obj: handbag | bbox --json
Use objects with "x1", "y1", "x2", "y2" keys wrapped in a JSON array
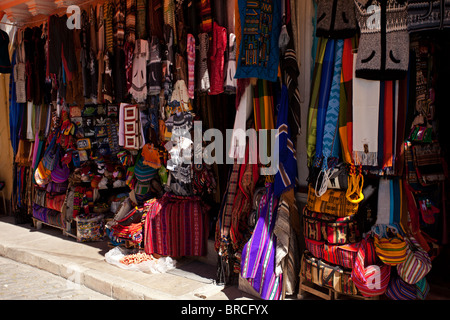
[
  {"x1": 301, "y1": 250, "x2": 359, "y2": 296},
  {"x1": 373, "y1": 225, "x2": 408, "y2": 266},
  {"x1": 42, "y1": 134, "x2": 59, "y2": 171},
  {"x1": 351, "y1": 236, "x2": 391, "y2": 297},
  {"x1": 306, "y1": 185, "x2": 359, "y2": 217},
  {"x1": 415, "y1": 278, "x2": 430, "y2": 300},
  {"x1": 303, "y1": 208, "x2": 359, "y2": 245},
  {"x1": 412, "y1": 141, "x2": 447, "y2": 187},
  {"x1": 46, "y1": 193, "x2": 66, "y2": 212},
  {"x1": 304, "y1": 238, "x2": 361, "y2": 269},
  {"x1": 397, "y1": 236, "x2": 432, "y2": 284},
  {"x1": 385, "y1": 274, "x2": 417, "y2": 300}
]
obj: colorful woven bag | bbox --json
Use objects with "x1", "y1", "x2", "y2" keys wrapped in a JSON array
[
  {"x1": 397, "y1": 236, "x2": 432, "y2": 284},
  {"x1": 415, "y1": 277, "x2": 430, "y2": 300},
  {"x1": 385, "y1": 274, "x2": 417, "y2": 300},
  {"x1": 351, "y1": 236, "x2": 391, "y2": 297},
  {"x1": 373, "y1": 225, "x2": 408, "y2": 266},
  {"x1": 306, "y1": 184, "x2": 358, "y2": 217}
]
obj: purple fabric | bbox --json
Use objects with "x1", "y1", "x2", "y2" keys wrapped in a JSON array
[{"x1": 240, "y1": 183, "x2": 282, "y2": 300}]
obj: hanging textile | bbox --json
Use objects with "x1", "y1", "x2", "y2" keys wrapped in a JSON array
[
  {"x1": 352, "y1": 53, "x2": 380, "y2": 166},
  {"x1": 144, "y1": 194, "x2": 207, "y2": 257},
  {"x1": 241, "y1": 183, "x2": 282, "y2": 300},
  {"x1": 235, "y1": 0, "x2": 282, "y2": 82},
  {"x1": 321, "y1": 39, "x2": 344, "y2": 171},
  {"x1": 314, "y1": 38, "x2": 335, "y2": 167},
  {"x1": 307, "y1": 37, "x2": 328, "y2": 166},
  {"x1": 274, "y1": 85, "x2": 297, "y2": 196}
]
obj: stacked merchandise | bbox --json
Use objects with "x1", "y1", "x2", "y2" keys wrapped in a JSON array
[{"x1": 303, "y1": 0, "x2": 448, "y2": 300}]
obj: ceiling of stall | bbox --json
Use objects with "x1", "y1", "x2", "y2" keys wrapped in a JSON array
[{"x1": 0, "y1": 0, "x2": 96, "y2": 26}]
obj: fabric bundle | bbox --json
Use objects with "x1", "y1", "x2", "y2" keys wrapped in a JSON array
[{"x1": 144, "y1": 194, "x2": 207, "y2": 257}]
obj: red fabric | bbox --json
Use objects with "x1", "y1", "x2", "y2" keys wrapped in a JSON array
[
  {"x1": 144, "y1": 195, "x2": 208, "y2": 257},
  {"x1": 383, "y1": 80, "x2": 394, "y2": 168},
  {"x1": 208, "y1": 22, "x2": 227, "y2": 95}
]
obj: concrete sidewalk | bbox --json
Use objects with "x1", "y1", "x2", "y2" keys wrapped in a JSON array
[{"x1": 0, "y1": 215, "x2": 254, "y2": 300}]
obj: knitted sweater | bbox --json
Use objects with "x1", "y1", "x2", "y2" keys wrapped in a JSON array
[
  {"x1": 407, "y1": 0, "x2": 450, "y2": 32},
  {"x1": 316, "y1": 0, "x2": 358, "y2": 39},
  {"x1": 354, "y1": 0, "x2": 409, "y2": 80}
]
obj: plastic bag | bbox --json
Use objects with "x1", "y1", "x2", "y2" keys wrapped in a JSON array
[{"x1": 104, "y1": 246, "x2": 176, "y2": 273}]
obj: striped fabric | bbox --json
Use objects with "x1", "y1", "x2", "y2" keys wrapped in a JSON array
[
  {"x1": 143, "y1": 194, "x2": 207, "y2": 257},
  {"x1": 114, "y1": 0, "x2": 125, "y2": 48},
  {"x1": 199, "y1": 0, "x2": 213, "y2": 33},
  {"x1": 385, "y1": 275, "x2": 417, "y2": 300},
  {"x1": 215, "y1": 163, "x2": 240, "y2": 251},
  {"x1": 187, "y1": 34, "x2": 196, "y2": 99},
  {"x1": 307, "y1": 37, "x2": 328, "y2": 166},
  {"x1": 126, "y1": 0, "x2": 136, "y2": 44},
  {"x1": 306, "y1": 184, "x2": 359, "y2": 217},
  {"x1": 415, "y1": 277, "x2": 430, "y2": 300},
  {"x1": 304, "y1": 238, "x2": 360, "y2": 269},
  {"x1": 314, "y1": 38, "x2": 335, "y2": 168},
  {"x1": 321, "y1": 39, "x2": 344, "y2": 171},
  {"x1": 397, "y1": 236, "x2": 432, "y2": 284},
  {"x1": 374, "y1": 233, "x2": 408, "y2": 266},
  {"x1": 241, "y1": 183, "x2": 282, "y2": 300},
  {"x1": 351, "y1": 236, "x2": 391, "y2": 297},
  {"x1": 104, "y1": 1, "x2": 114, "y2": 54}
]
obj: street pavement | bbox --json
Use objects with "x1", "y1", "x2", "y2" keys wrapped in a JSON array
[{"x1": 0, "y1": 256, "x2": 112, "y2": 300}]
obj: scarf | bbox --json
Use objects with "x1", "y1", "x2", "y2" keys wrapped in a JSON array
[
  {"x1": 352, "y1": 52, "x2": 379, "y2": 166},
  {"x1": 338, "y1": 37, "x2": 356, "y2": 164},
  {"x1": 274, "y1": 85, "x2": 297, "y2": 196},
  {"x1": 321, "y1": 39, "x2": 344, "y2": 171},
  {"x1": 306, "y1": 37, "x2": 328, "y2": 166},
  {"x1": 314, "y1": 38, "x2": 335, "y2": 168}
]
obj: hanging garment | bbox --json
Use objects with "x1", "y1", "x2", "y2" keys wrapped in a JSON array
[
  {"x1": 126, "y1": 0, "x2": 136, "y2": 44},
  {"x1": 229, "y1": 82, "x2": 254, "y2": 161},
  {"x1": 314, "y1": 39, "x2": 335, "y2": 167},
  {"x1": 199, "y1": 0, "x2": 213, "y2": 33},
  {"x1": 164, "y1": 0, "x2": 177, "y2": 44},
  {"x1": 113, "y1": 0, "x2": 126, "y2": 48},
  {"x1": 224, "y1": 33, "x2": 237, "y2": 94},
  {"x1": 129, "y1": 39, "x2": 149, "y2": 102},
  {"x1": 320, "y1": 39, "x2": 344, "y2": 174},
  {"x1": 274, "y1": 85, "x2": 297, "y2": 197},
  {"x1": 187, "y1": 34, "x2": 196, "y2": 99},
  {"x1": 235, "y1": 0, "x2": 282, "y2": 82},
  {"x1": 307, "y1": 37, "x2": 328, "y2": 166},
  {"x1": 148, "y1": 0, "x2": 165, "y2": 40},
  {"x1": 352, "y1": 53, "x2": 380, "y2": 166},
  {"x1": 148, "y1": 36, "x2": 162, "y2": 95},
  {"x1": 280, "y1": 24, "x2": 301, "y2": 138},
  {"x1": 338, "y1": 37, "x2": 356, "y2": 165},
  {"x1": 354, "y1": 0, "x2": 409, "y2": 80},
  {"x1": 14, "y1": 30, "x2": 26, "y2": 103},
  {"x1": 209, "y1": 22, "x2": 227, "y2": 95},
  {"x1": 241, "y1": 183, "x2": 283, "y2": 300},
  {"x1": 197, "y1": 33, "x2": 210, "y2": 93},
  {"x1": 315, "y1": 0, "x2": 358, "y2": 39},
  {"x1": 0, "y1": 29, "x2": 11, "y2": 73},
  {"x1": 144, "y1": 194, "x2": 207, "y2": 257}
]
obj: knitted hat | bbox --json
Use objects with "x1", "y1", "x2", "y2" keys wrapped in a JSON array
[
  {"x1": 134, "y1": 157, "x2": 158, "y2": 182},
  {"x1": 51, "y1": 161, "x2": 70, "y2": 184},
  {"x1": 316, "y1": 0, "x2": 358, "y2": 39}
]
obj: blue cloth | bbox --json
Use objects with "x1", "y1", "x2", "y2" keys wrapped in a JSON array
[
  {"x1": 274, "y1": 85, "x2": 297, "y2": 196},
  {"x1": 235, "y1": 0, "x2": 282, "y2": 82},
  {"x1": 314, "y1": 39, "x2": 335, "y2": 167},
  {"x1": 321, "y1": 39, "x2": 343, "y2": 171},
  {"x1": 9, "y1": 51, "x2": 23, "y2": 157}
]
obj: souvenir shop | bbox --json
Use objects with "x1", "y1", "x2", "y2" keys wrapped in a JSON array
[{"x1": 0, "y1": 0, "x2": 449, "y2": 301}]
